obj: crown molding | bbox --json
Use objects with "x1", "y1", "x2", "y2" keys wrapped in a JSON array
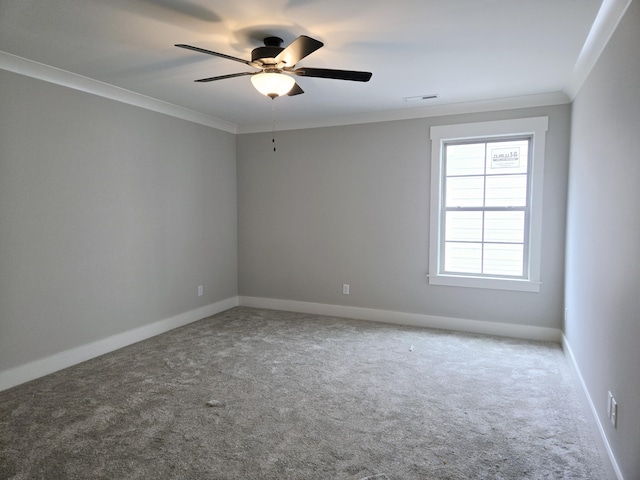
[
  {"x1": 565, "y1": 0, "x2": 633, "y2": 100},
  {"x1": 236, "y1": 91, "x2": 570, "y2": 134},
  {"x1": 0, "y1": 51, "x2": 238, "y2": 134}
]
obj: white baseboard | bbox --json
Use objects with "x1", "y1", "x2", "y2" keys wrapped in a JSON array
[
  {"x1": 238, "y1": 296, "x2": 562, "y2": 342},
  {"x1": 562, "y1": 335, "x2": 623, "y2": 480},
  {"x1": 0, "y1": 297, "x2": 239, "y2": 392},
  {"x1": 0, "y1": 296, "x2": 562, "y2": 392}
]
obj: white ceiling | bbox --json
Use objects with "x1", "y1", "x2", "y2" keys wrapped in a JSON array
[{"x1": 0, "y1": 0, "x2": 624, "y2": 133}]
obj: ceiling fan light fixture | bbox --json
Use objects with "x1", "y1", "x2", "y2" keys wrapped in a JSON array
[{"x1": 251, "y1": 72, "x2": 295, "y2": 98}]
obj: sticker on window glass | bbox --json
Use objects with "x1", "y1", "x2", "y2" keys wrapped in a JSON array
[{"x1": 491, "y1": 147, "x2": 520, "y2": 168}]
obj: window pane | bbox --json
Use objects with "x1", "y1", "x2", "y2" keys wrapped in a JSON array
[
  {"x1": 485, "y1": 175, "x2": 527, "y2": 207},
  {"x1": 444, "y1": 242, "x2": 482, "y2": 273},
  {"x1": 445, "y1": 176, "x2": 484, "y2": 207},
  {"x1": 484, "y1": 211, "x2": 525, "y2": 243},
  {"x1": 445, "y1": 211, "x2": 482, "y2": 242},
  {"x1": 483, "y1": 244, "x2": 524, "y2": 276},
  {"x1": 446, "y1": 143, "x2": 485, "y2": 176},
  {"x1": 486, "y1": 140, "x2": 529, "y2": 175}
]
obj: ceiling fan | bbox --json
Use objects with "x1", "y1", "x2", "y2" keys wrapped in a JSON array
[{"x1": 175, "y1": 35, "x2": 372, "y2": 99}]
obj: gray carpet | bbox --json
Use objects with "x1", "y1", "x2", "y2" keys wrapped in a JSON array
[{"x1": 0, "y1": 307, "x2": 608, "y2": 479}]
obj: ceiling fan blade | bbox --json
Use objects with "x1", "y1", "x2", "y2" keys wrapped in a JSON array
[
  {"x1": 195, "y1": 72, "x2": 255, "y2": 82},
  {"x1": 291, "y1": 67, "x2": 372, "y2": 82},
  {"x1": 176, "y1": 44, "x2": 252, "y2": 66},
  {"x1": 287, "y1": 83, "x2": 305, "y2": 96},
  {"x1": 275, "y1": 35, "x2": 323, "y2": 67}
]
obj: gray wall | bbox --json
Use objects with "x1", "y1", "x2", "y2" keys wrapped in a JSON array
[
  {"x1": 565, "y1": 1, "x2": 640, "y2": 477},
  {"x1": 237, "y1": 105, "x2": 570, "y2": 329},
  {"x1": 0, "y1": 70, "x2": 238, "y2": 371}
]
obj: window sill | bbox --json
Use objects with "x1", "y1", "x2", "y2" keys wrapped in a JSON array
[{"x1": 427, "y1": 273, "x2": 541, "y2": 292}]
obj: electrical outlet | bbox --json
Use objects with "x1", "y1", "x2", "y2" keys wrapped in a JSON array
[
  {"x1": 198, "y1": 285, "x2": 203, "y2": 297},
  {"x1": 607, "y1": 391, "x2": 618, "y2": 428},
  {"x1": 342, "y1": 284, "x2": 350, "y2": 295},
  {"x1": 610, "y1": 396, "x2": 618, "y2": 427}
]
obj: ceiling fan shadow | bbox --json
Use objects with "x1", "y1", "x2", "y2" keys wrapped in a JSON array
[
  {"x1": 117, "y1": 0, "x2": 221, "y2": 26},
  {"x1": 113, "y1": 56, "x2": 213, "y2": 81},
  {"x1": 141, "y1": 0, "x2": 220, "y2": 22}
]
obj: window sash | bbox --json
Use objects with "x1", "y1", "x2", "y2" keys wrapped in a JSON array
[
  {"x1": 441, "y1": 207, "x2": 530, "y2": 278},
  {"x1": 439, "y1": 137, "x2": 532, "y2": 279}
]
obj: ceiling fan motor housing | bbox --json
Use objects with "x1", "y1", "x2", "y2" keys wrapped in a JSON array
[{"x1": 251, "y1": 37, "x2": 285, "y2": 65}]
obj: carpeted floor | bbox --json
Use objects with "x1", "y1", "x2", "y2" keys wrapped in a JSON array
[{"x1": 0, "y1": 307, "x2": 609, "y2": 479}]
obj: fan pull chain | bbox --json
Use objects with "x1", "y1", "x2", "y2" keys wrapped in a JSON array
[{"x1": 271, "y1": 98, "x2": 277, "y2": 152}]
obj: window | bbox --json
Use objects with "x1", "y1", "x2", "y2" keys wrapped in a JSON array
[{"x1": 429, "y1": 117, "x2": 548, "y2": 292}]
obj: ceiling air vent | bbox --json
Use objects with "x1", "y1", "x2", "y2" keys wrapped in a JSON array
[{"x1": 403, "y1": 94, "x2": 439, "y2": 102}]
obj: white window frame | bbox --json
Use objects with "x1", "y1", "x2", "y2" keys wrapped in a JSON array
[{"x1": 429, "y1": 117, "x2": 548, "y2": 292}]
